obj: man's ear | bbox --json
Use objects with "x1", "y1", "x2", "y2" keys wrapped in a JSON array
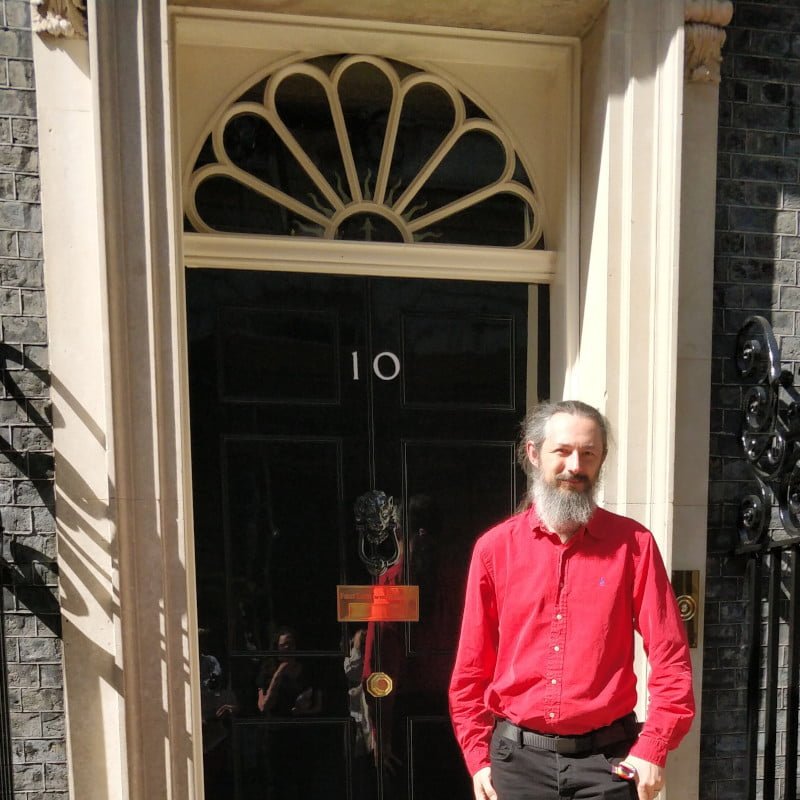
[{"x1": 525, "y1": 440, "x2": 539, "y2": 468}]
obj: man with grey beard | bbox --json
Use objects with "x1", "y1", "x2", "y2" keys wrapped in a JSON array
[{"x1": 449, "y1": 400, "x2": 694, "y2": 800}]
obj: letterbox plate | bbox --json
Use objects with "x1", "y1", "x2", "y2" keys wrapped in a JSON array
[{"x1": 336, "y1": 584, "x2": 419, "y2": 622}]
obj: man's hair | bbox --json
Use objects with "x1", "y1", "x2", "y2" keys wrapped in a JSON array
[{"x1": 517, "y1": 400, "x2": 610, "y2": 475}]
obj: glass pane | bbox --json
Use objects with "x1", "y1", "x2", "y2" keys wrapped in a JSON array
[
  {"x1": 274, "y1": 72, "x2": 349, "y2": 201},
  {"x1": 388, "y1": 82, "x2": 456, "y2": 204},
  {"x1": 407, "y1": 129, "x2": 507, "y2": 219},
  {"x1": 414, "y1": 192, "x2": 536, "y2": 247},
  {"x1": 223, "y1": 113, "x2": 330, "y2": 212},
  {"x1": 338, "y1": 61, "x2": 394, "y2": 198},
  {"x1": 194, "y1": 175, "x2": 325, "y2": 237}
]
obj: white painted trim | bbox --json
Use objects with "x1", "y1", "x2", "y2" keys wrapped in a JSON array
[
  {"x1": 577, "y1": 5, "x2": 699, "y2": 795},
  {"x1": 559, "y1": 39, "x2": 583, "y2": 398},
  {"x1": 182, "y1": 233, "x2": 556, "y2": 283},
  {"x1": 170, "y1": 5, "x2": 580, "y2": 52},
  {"x1": 34, "y1": 31, "x2": 125, "y2": 800}
]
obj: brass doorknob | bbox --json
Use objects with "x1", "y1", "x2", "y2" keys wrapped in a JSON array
[{"x1": 365, "y1": 672, "x2": 393, "y2": 698}]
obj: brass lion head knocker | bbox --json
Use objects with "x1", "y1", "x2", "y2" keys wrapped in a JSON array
[{"x1": 354, "y1": 490, "x2": 401, "y2": 576}]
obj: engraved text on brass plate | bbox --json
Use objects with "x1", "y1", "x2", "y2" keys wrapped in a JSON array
[{"x1": 336, "y1": 584, "x2": 420, "y2": 622}]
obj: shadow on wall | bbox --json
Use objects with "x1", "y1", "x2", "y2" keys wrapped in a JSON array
[
  {"x1": 0, "y1": 336, "x2": 190, "y2": 797},
  {"x1": 0, "y1": 339, "x2": 59, "y2": 631},
  {"x1": 43, "y1": 349, "x2": 193, "y2": 796},
  {"x1": 0, "y1": 339, "x2": 59, "y2": 793}
]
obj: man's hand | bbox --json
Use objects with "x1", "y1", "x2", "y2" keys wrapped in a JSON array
[
  {"x1": 472, "y1": 766, "x2": 496, "y2": 800},
  {"x1": 621, "y1": 755, "x2": 664, "y2": 800}
]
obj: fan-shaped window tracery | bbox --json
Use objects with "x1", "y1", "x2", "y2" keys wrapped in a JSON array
[{"x1": 185, "y1": 55, "x2": 544, "y2": 249}]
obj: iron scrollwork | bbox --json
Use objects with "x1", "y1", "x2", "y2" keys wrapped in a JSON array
[{"x1": 735, "y1": 316, "x2": 800, "y2": 548}]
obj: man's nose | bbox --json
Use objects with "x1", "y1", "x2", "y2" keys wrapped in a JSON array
[{"x1": 565, "y1": 451, "x2": 581, "y2": 471}]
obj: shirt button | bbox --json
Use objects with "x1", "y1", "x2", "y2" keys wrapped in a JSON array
[
  {"x1": 554, "y1": 646, "x2": 560, "y2": 652},
  {"x1": 551, "y1": 678, "x2": 557, "y2": 684},
  {"x1": 556, "y1": 614, "x2": 563, "y2": 620},
  {"x1": 549, "y1": 712, "x2": 555, "y2": 719}
]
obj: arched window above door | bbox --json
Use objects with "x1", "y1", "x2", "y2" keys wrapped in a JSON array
[{"x1": 184, "y1": 54, "x2": 545, "y2": 249}]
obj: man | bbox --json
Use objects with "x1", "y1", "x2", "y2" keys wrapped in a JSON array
[{"x1": 449, "y1": 400, "x2": 694, "y2": 800}]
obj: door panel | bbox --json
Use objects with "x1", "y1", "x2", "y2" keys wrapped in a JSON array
[
  {"x1": 232, "y1": 720, "x2": 350, "y2": 799},
  {"x1": 188, "y1": 268, "x2": 531, "y2": 799},
  {"x1": 400, "y1": 313, "x2": 517, "y2": 407},
  {"x1": 224, "y1": 437, "x2": 345, "y2": 653},
  {"x1": 408, "y1": 719, "x2": 472, "y2": 799},
  {"x1": 219, "y1": 306, "x2": 342, "y2": 404}
]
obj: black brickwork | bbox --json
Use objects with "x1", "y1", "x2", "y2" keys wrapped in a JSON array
[
  {"x1": 0, "y1": 1, "x2": 66, "y2": 798},
  {"x1": 706, "y1": 3, "x2": 800, "y2": 799}
]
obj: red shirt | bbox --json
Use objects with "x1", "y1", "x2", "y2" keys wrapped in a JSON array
[{"x1": 448, "y1": 505, "x2": 695, "y2": 774}]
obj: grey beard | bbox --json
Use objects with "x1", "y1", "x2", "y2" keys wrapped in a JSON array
[{"x1": 531, "y1": 471, "x2": 597, "y2": 534}]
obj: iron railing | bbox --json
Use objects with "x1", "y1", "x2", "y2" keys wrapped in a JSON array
[{"x1": 736, "y1": 316, "x2": 800, "y2": 800}]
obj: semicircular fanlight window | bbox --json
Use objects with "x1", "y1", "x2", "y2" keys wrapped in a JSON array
[{"x1": 186, "y1": 55, "x2": 544, "y2": 249}]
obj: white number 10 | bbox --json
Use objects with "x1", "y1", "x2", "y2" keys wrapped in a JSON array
[{"x1": 351, "y1": 351, "x2": 401, "y2": 381}]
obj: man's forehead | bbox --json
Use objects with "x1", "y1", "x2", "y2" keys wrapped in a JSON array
[{"x1": 543, "y1": 412, "x2": 602, "y2": 444}]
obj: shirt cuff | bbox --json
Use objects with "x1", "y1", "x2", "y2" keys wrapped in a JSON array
[
  {"x1": 465, "y1": 751, "x2": 491, "y2": 776},
  {"x1": 628, "y1": 733, "x2": 669, "y2": 768}
]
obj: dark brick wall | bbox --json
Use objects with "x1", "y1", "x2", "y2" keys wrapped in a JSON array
[
  {"x1": 704, "y1": 3, "x2": 800, "y2": 799},
  {"x1": 0, "y1": 1, "x2": 66, "y2": 797}
]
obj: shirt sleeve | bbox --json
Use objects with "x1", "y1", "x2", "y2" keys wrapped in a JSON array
[
  {"x1": 629, "y1": 530, "x2": 696, "y2": 767},
  {"x1": 448, "y1": 541, "x2": 499, "y2": 776}
]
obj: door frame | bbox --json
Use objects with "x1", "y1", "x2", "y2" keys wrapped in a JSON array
[
  {"x1": 176, "y1": 13, "x2": 580, "y2": 789},
  {"x1": 33, "y1": 2, "x2": 705, "y2": 799}
]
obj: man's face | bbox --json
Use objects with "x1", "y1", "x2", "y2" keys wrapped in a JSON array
[
  {"x1": 526, "y1": 412, "x2": 605, "y2": 492},
  {"x1": 277, "y1": 632, "x2": 296, "y2": 661}
]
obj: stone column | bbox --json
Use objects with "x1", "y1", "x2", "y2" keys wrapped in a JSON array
[{"x1": 671, "y1": 1, "x2": 732, "y2": 798}]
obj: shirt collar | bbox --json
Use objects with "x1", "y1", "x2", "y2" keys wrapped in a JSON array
[{"x1": 527, "y1": 504, "x2": 604, "y2": 541}]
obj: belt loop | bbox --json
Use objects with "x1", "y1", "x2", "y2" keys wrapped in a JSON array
[
  {"x1": 623, "y1": 714, "x2": 640, "y2": 739},
  {"x1": 496, "y1": 719, "x2": 523, "y2": 746},
  {"x1": 512, "y1": 723, "x2": 523, "y2": 746}
]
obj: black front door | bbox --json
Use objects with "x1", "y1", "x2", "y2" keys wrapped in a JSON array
[{"x1": 187, "y1": 268, "x2": 532, "y2": 799}]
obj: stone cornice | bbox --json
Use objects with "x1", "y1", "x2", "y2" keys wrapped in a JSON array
[
  {"x1": 684, "y1": 0, "x2": 733, "y2": 83},
  {"x1": 31, "y1": 0, "x2": 87, "y2": 39}
]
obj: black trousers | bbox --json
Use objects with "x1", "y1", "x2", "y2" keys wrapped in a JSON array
[{"x1": 489, "y1": 727, "x2": 638, "y2": 800}]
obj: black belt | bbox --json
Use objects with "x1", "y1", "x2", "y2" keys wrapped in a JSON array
[{"x1": 495, "y1": 714, "x2": 641, "y2": 755}]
